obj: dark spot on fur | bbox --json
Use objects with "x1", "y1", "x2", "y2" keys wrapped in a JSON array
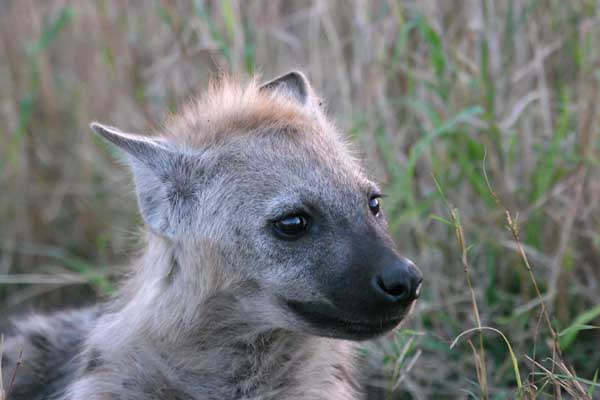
[
  {"x1": 332, "y1": 363, "x2": 345, "y2": 381},
  {"x1": 280, "y1": 353, "x2": 292, "y2": 364},
  {"x1": 143, "y1": 192, "x2": 155, "y2": 207},
  {"x1": 167, "y1": 182, "x2": 194, "y2": 202},
  {"x1": 165, "y1": 257, "x2": 180, "y2": 285},
  {"x1": 29, "y1": 333, "x2": 51, "y2": 351},
  {"x1": 122, "y1": 378, "x2": 135, "y2": 389},
  {"x1": 84, "y1": 348, "x2": 103, "y2": 373}
]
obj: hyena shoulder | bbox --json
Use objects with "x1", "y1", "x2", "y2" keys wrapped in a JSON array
[{"x1": 1, "y1": 307, "x2": 101, "y2": 400}]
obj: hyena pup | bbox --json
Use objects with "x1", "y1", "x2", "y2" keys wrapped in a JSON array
[{"x1": 1, "y1": 71, "x2": 423, "y2": 400}]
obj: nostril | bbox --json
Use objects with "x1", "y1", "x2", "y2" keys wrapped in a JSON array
[{"x1": 375, "y1": 275, "x2": 410, "y2": 301}]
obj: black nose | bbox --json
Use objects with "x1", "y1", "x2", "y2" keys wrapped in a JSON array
[{"x1": 373, "y1": 258, "x2": 423, "y2": 303}]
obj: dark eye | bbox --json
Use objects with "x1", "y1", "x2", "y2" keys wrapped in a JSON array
[
  {"x1": 368, "y1": 196, "x2": 381, "y2": 216},
  {"x1": 273, "y1": 214, "x2": 309, "y2": 240}
]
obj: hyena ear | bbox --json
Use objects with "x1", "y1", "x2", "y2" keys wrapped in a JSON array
[
  {"x1": 91, "y1": 122, "x2": 196, "y2": 240},
  {"x1": 260, "y1": 71, "x2": 313, "y2": 106},
  {"x1": 91, "y1": 122, "x2": 169, "y2": 167}
]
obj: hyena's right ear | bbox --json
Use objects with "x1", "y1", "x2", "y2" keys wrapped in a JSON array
[{"x1": 91, "y1": 122, "x2": 196, "y2": 240}]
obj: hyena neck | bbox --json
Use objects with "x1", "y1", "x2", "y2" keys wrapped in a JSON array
[{"x1": 83, "y1": 237, "x2": 363, "y2": 399}]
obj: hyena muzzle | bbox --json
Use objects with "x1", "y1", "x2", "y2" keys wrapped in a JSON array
[{"x1": 1, "y1": 71, "x2": 422, "y2": 400}]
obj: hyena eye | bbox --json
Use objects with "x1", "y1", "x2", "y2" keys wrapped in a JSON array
[
  {"x1": 368, "y1": 196, "x2": 381, "y2": 216},
  {"x1": 273, "y1": 214, "x2": 309, "y2": 240}
]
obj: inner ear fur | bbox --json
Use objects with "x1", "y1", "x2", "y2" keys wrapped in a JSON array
[
  {"x1": 260, "y1": 71, "x2": 313, "y2": 106},
  {"x1": 91, "y1": 122, "x2": 196, "y2": 240}
]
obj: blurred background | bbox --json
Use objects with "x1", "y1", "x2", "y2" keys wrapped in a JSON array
[{"x1": 0, "y1": 1, "x2": 599, "y2": 398}]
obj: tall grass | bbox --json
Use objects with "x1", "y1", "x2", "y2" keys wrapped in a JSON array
[{"x1": 0, "y1": 1, "x2": 599, "y2": 398}]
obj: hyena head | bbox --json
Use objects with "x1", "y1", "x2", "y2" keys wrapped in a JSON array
[{"x1": 92, "y1": 72, "x2": 422, "y2": 341}]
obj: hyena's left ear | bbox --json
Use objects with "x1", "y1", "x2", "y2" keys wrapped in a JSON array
[
  {"x1": 260, "y1": 71, "x2": 315, "y2": 106},
  {"x1": 91, "y1": 122, "x2": 197, "y2": 240}
]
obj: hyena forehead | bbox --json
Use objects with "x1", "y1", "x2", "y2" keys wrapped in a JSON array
[
  {"x1": 166, "y1": 76, "x2": 366, "y2": 186},
  {"x1": 163, "y1": 75, "x2": 334, "y2": 151}
]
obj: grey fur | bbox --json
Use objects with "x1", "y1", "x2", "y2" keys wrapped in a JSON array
[
  {"x1": 1, "y1": 72, "x2": 420, "y2": 400},
  {"x1": 1, "y1": 308, "x2": 101, "y2": 400}
]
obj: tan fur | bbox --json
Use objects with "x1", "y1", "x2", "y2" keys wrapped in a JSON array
[{"x1": 164, "y1": 76, "x2": 320, "y2": 148}]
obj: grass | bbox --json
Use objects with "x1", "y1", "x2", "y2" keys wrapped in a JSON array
[
  {"x1": 0, "y1": 336, "x2": 3, "y2": 400},
  {"x1": 0, "y1": 334, "x2": 22, "y2": 400},
  {"x1": 0, "y1": 1, "x2": 599, "y2": 398}
]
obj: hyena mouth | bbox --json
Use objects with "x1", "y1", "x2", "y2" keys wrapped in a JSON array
[{"x1": 285, "y1": 299, "x2": 409, "y2": 340}]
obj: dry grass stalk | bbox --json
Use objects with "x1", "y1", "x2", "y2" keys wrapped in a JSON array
[
  {"x1": 449, "y1": 207, "x2": 489, "y2": 399},
  {"x1": 433, "y1": 175, "x2": 489, "y2": 398},
  {"x1": 482, "y1": 155, "x2": 588, "y2": 398},
  {"x1": 525, "y1": 356, "x2": 591, "y2": 400},
  {"x1": 5, "y1": 348, "x2": 22, "y2": 400},
  {"x1": 0, "y1": 335, "x2": 4, "y2": 400}
]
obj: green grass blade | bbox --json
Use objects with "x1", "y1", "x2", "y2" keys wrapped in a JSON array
[{"x1": 559, "y1": 304, "x2": 600, "y2": 350}]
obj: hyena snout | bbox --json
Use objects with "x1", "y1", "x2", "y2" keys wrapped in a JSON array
[{"x1": 373, "y1": 256, "x2": 423, "y2": 304}]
